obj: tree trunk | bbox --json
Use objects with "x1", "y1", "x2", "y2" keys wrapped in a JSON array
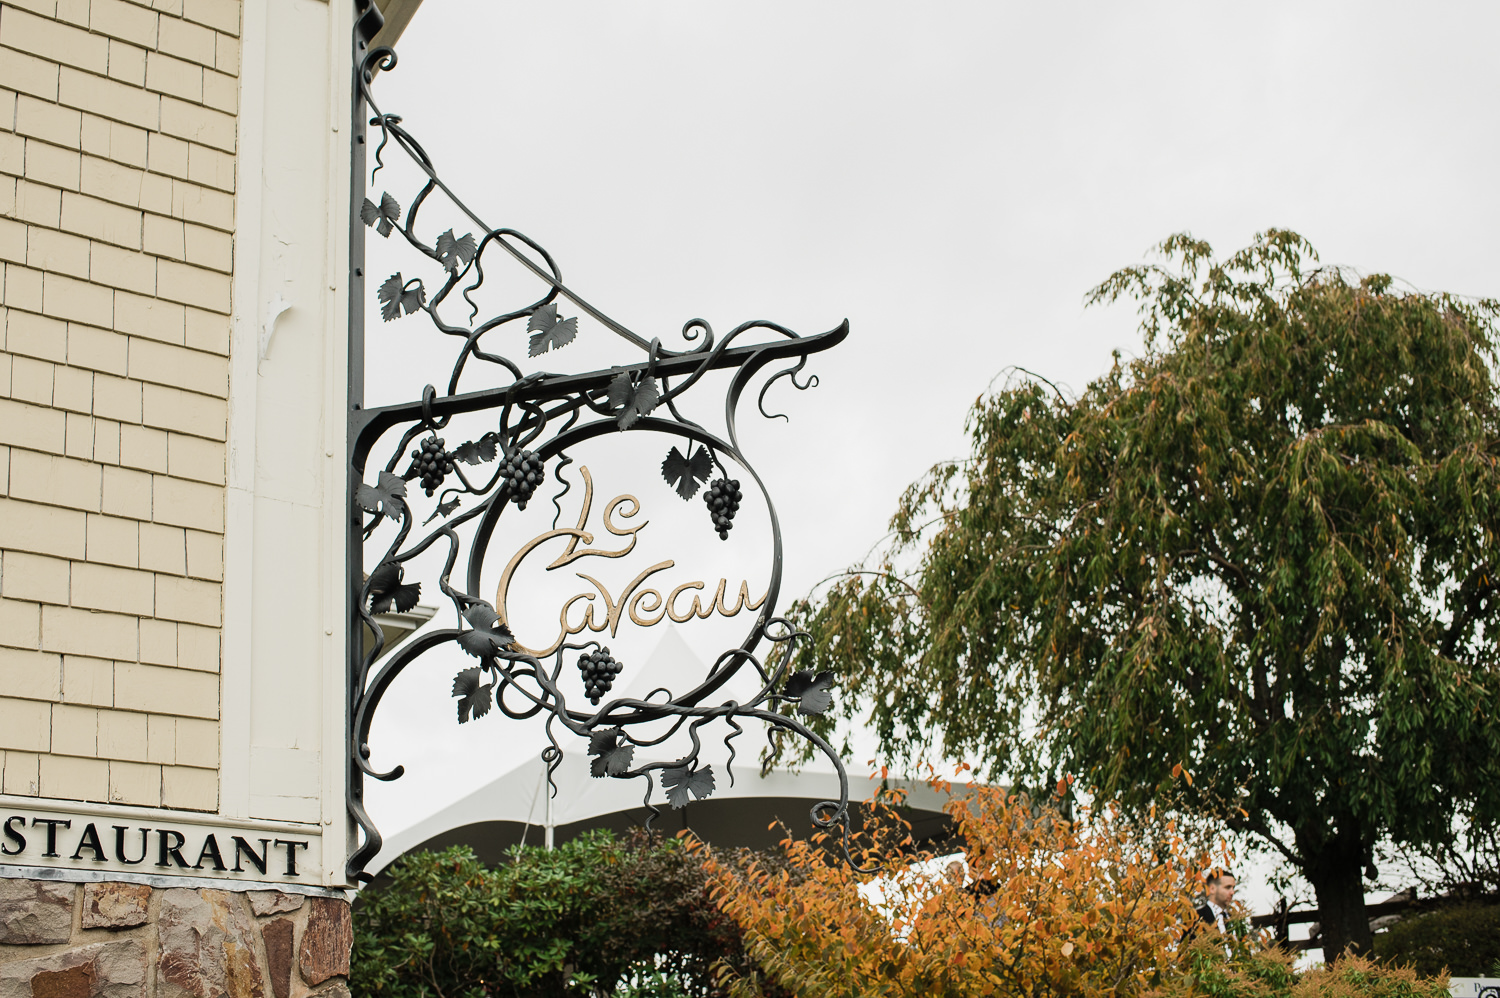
[{"x1": 1308, "y1": 842, "x2": 1372, "y2": 959}]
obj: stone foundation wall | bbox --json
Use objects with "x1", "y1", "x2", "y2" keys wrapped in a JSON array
[{"x1": 0, "y1": 878, "x2": 350, "y2": 998}]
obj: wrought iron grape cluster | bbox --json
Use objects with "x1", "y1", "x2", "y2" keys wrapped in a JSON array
[
  {"x1": 705, "y1": 478, "x2": 742, "y2": 540},
  {"x1": 410, "y1": 435, "x2": 453, "y2": 496},
  {"x1": 578, "y1": 647, "x2": 623, "y2": 704},
  {"x1": 500, "y1": 448, "x2": 544, "y2": 510}
]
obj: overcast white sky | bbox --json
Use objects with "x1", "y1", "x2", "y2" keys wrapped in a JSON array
[{"x1": 360, "y1": 1, "x2": 1500, "y2": 916}]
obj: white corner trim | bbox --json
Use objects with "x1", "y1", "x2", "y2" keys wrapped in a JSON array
[{"x1": 221, "y1": 0, "x2": 274, "y2": 822}]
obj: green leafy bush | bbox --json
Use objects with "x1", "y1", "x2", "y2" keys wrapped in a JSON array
[
  {"x1": 1294, "y1": 955, "x2": 1451, "y2": 998},
  {"x1": 1149, "y1": 945, "x2": 1449, "y2": 998},
  {"x1": 1373, "y1": 903, "x2": 1500, "y2": 977},
  {"x1": 351, "y1": 830, "x2": 751, "y2": 997}
]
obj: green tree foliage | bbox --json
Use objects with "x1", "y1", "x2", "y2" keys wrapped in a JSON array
[
  {"x1": 785, "y1": 231, "x2": 1500, "y2": 959},
  {"x1": 352, "y1": 831, "x2": 751, "y2": 997},
  {"x1": 1372, "y1": 904, "x2": 1500, "y2": 978}
]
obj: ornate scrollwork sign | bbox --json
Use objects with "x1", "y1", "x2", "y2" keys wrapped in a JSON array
[{"x1": 345, "y1": 3, "x2": 855, "y2": 881}]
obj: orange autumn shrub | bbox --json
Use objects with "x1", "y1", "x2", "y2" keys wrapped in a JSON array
[{"x1": 699, "y1": 775, "x2": 1211, "y2": 998}]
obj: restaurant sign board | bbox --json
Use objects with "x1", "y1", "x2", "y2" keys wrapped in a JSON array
[{"x1": 0, "y1": 800, "x2": 321, "y2": 885}]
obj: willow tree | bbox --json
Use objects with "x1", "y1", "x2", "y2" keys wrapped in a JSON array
[{"x1": 787, "y1": 231, "x2": 1500, "y2": 958}]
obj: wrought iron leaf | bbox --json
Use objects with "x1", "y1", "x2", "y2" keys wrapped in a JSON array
[
  {"x1": 589, "y1": 727, "x2": 622, "y2": 756},
  {"x1": 377, "y1": 274, "x2": 405, "y2": 322},
  {"x1": 662, "y1": 765, "x2": 715, "y2": 808},
  {"x1": 527, "y1": 303, "x2": 578, "y2": 357},
  {"x1": 378, "y1": 273, "x2": 425, "y2": 320},
  {"x1": 452, "y1": 433, "x2": 498, "y2": 465},
  {"x1": 435, "y1": 229, "x2": 477, "y2": 272},
  {"x1": 361, "y1": 192, "x2": 402, "y2": 237},
  {"x1": 799, "y1": 682, "x2": 835, "y2": 716},
  {"x1": 784, "y1": 670, "x2": 835, "y2": 716},
  {"x1": 367, "y1": 560, "x2": 421, "y2": 614},
  {"x1": 661, "y1": 445, "x2": 712, "y2": 500},
  {"x1": 400, "y1": 281, "x2": 426, "y2": 316},
  {"x1": 784, "y1": 670, "x2": 816, "y2": 697},
  {"x1": 587, "y1": 727, "x2": 634, "y2": 778},
  {"x1": 607, "y1": 372, "x2": 659, "y2": 430},
  {"x1": 356, "y1": 471, "x2": 407, "y2": 520},
  {"x1": 378, "y1": 191, "x2": 400, "y2": 236},
  {"x1": 451, "y1": 666, "x2": 493, "y2": 723},
  {"x1": 421, "y1": 496, "x2": 461, "y2": 525},
  {"x1": 456, "y1": 601, "x2": 514, "y2": 659},
  {"x1": 527, "y1": 303, "x2": 560, "y2": 334}
]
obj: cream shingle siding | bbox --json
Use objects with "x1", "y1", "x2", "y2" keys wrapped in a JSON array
[{"x1": 0, "y1": 0, "x2": 239, "y2": 812}]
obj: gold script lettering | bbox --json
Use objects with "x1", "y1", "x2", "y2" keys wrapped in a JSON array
[
  {"x1": 575, "y1": 562, "x2": 675, "y2": 639},
  {"x1": 496, "y1": 467, "x2": 636, "y2": 623},
  {"x1": 495, "y1": 465, "x2": 768, "y2": 656},
  {"x1": 716, "y1": 579, "x2": 767, "y2": 617},
  {"x1": 544, "y1": 468, "x2": 645, "y2": 570},
  {"x1": 667, "y1": 581, "x2": 706, "y2": 623},
  {"x1": 628, "y1": 587, "x2": 665, "y2": 628}
]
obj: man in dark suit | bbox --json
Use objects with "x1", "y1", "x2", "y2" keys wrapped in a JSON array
[{"x1": 1196, "y1": 868, "x2": 1237, "y2": 934}]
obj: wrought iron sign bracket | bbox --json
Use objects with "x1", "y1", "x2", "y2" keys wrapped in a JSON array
[
  {"x1": 348, "y1": 322, "x2": 848, "y2": 466},
  {"x1": 344, "y1": 0, "x2": 857, "y2": 883}
]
